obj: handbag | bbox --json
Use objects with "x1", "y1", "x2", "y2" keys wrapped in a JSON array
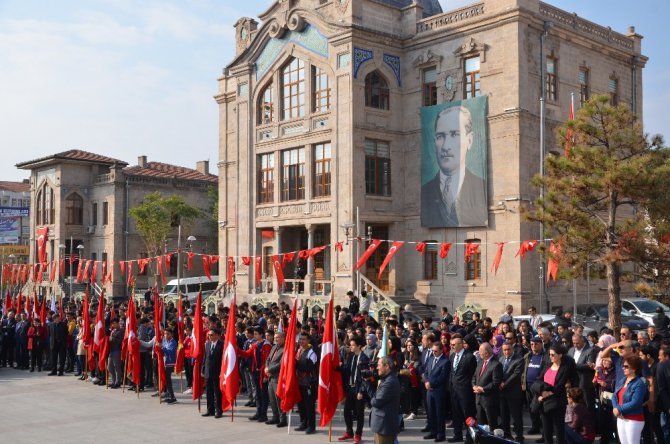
[{"x1": 541, "y1": 394, "x2": 559, "y2": 413}]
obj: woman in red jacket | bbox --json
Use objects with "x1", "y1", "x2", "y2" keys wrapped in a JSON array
[{"x1": 27, "y1": 318, "x2": 47, "y2": 372}]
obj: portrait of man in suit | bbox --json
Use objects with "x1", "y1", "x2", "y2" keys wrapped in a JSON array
[{"x1": 421, "y1": 101, "x2": 488, "y2": 228}]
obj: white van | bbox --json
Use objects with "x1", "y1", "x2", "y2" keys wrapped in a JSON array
[{"x1": 161, "y1": 276, "x2": 220, "y2": 302}]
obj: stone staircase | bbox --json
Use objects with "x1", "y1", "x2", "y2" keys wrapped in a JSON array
[{"x1": 392, "y1": 293, "x2": 437, "y2": 318}]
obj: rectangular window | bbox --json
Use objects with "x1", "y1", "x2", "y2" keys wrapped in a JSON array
[
  {"x1": 364, "y1": 139, "x2": 391, "y2": 196},
  {"x1": 466, "y1": 252, "x2": 482, "y2": 280},
  {"x1": 258, "y1": 153, "x2": 275, "y2": 204},
  {"x1": 281, "y1": 148, "x2": 305, "y2": 201},
  {"x1": 259, "y1": 85, "x2": 274, "y2": 124},
  {"x1": 282, "y1": 58, "x2": 305, "y2": 120},
  {"x1": 464, "y1": 57, "x2": 481, "y2": 99},
  {"x1": 424, "y1": 241, "x2": 438, "y2": 280},
  {"x1": 579, "y1": 69, "x2": 589, "y2": 106},
  {"x1": 102, "y1": 201, "x2": 109, "y2": 226},
  {"x1": 609, "y1": 77, "x2": 619, "y2": 105},
  {"x1": 546, "y1": 57, "x2": 557, "y2": 101},
  {"x1": 422, "y1": 67, "x2": 438, "y2": 106},
  {"x1": 313, "y1": 143, "x2": 331, "y2": 198},
  {"x1": 92, "y1": 203, "x2": 98, "y2": 226},
  {"x1": 312, "y1": 66, "x2": 331, "y2": 113}
]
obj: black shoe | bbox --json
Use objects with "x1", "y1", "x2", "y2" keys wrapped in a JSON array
[
  {"x1": 57, "y1": 372, "x2": 63, "y2": 376},
  {"x1": 249, "y1": 415, "x2": 260, "y2": 421},
  {"x1": 215, "y1": 413, "x2": 223, "y2": 418},
  {"x1": 266, "y1": 419, "x2": 279, "y2": 425},
  {"x1": 526, "y1": 429, "x2": 540, "y2": 435},
  {"x1": 244, "y1": 401, "x2": 253, "y2": 407},
  {"x1": 424, "y1": 435, "x2": 437, "y2": 440},
  {"x1": 276, "y1": 422, "x2": 287, "y2": 428},
  {"x1": 30, "y1": 368, "x2": 34, "y2": 372},
  {"x1": 74, "y1": 372, "x2": 82, "y2": 377},
  {"x1": 202, "y1": 412, "x2": 214, "y2": 417},
  {"x1": 516, "y1": 437, "x2": 525, "y2": 443},
  {"x1": 435, "y1": 439, "x2": 446, "y2": 443},
  {"x1": 248, "y1": 402, "x2": 256, "y2": 407},
  {"x1": 305, "y1": 429, "x2": 316, "y2": 435},
  {"x1": 166, "y1": 398, "x2": 177, "y2": 404},
  {"x1": 447, "y1": 438, "x2": 463, "y2": 443},
  {"x1": 48, "y1": 372, "x2": 57, "y2": 376},
  {"x1": 295, "y1": 425, "x2": 308, "y2": 432},
  {"x1": 421, "y1": 426, "x2": 431, "y2": 433},
  {"x1": 257, "y1": 416, "x2": 268, "y2": 422},
  {"x1": 535, "y1": 439, "x2": 545, "y2": 443}
]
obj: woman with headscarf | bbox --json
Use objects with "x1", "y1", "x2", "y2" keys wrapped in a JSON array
[{"x1": 491, "y1": 334, "x2": 505, "y2": 356}]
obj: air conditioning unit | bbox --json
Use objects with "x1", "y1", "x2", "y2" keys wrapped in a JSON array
[{"x1": 86, "y1": 226, "x2": 96, "y2": 234}]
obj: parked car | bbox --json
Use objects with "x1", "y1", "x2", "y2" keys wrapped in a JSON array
[
  {"x1": 512, "y1": 314, "x2": 595, "y2": 336},
  {"x1": 161, "y1": 275, "x2": 220, "y2": 303},
  {"x1": 575, "y1": 304, "x2": 649, "y2": 334},
  {"x1": 621, "y1": 297, "x2": 670, "y2": 325}
]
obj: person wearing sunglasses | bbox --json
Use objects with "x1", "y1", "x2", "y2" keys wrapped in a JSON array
[
  {"x1": 599, "y1": 339, "x2": 650, "y2": 388},
  {"x1": 611, "y1": 355, "x2": 648, "y2": 444}
]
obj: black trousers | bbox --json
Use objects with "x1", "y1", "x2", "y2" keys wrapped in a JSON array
[
  {"x1": 0, "y1": 338, "x2": 14, "y2": 366},
  {"x1": 541, "y1": 403, "x2": 566, "y2": 444},
  {"x1": 476, "y1": 398, "x2": 500, "y2": 431},
  {"x1": 525, "y1": 388, "x2": 542, "y2": 431},
  {"x1": 298, "y1": 383, "x2": 316, "y2": 430},
  {"x1": 450, "y1": 387, "x2": 476, "y2": 440},
  {"x1": 253, "y1": 372, "x2": 269, "y2": 418},
  {"x1": 205, "y1": 374, "x2": 222, "y2": 414},
  {"x1": 50, "y1": 344, "x2": 66, "y2": 373},
  {"x1": 140, "y1": 351, "x2": 153, "y2": 388},
  {"x1": 30, "y1": 345, "x2": 43, "y2": 370},
  {"x1": 344, "y1": 390, "x2": 365, "y2": 436},
  {"x1": 184, "y1": 358, "x2": 193, "y2": 388},
  {"x1": 427, "y1": 389, "x2": 447, "y2": 439},
  {"x1": 500, "y1": 393, "x2": 524, "y2": 438}
]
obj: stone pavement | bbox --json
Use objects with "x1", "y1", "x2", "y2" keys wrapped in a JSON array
[{"x1": 0, "y1": 369, "x2": 435, "y2": 443}]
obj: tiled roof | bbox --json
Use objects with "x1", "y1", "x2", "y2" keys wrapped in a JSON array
[
  {"x1": 124, "y1": 162, "x2": 217, "y2": 184},
  {"x1": 16, "y1": 149, "x2": 128, "y2": 168},
  {"x1": 0, "y1": 181, "x2": 30, "y2": 193}
]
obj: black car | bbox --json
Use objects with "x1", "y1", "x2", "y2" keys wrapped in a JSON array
[{"x1": 575, "y1": 304, "x2": 649, "y2": 334}]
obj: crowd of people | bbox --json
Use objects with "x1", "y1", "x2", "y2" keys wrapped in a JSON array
[{"x1": 2, "y1": 292, "x2": 670, "y2": 444}]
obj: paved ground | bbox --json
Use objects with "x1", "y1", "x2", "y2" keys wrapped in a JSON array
[{"x1": 0, "y1": 368, "x2": 430, "y2": 443}]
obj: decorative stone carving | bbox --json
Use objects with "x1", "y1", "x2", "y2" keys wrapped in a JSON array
[
  {"x1": 412, "y1": 49, "x2": 442, "y2": 67},
  {"x1": 453, "y1": 37, "x2": 488, "y2": 62},
  {"x1": 310, "y1": 201, "x2": 329, "y2": 213},
  {"x1": 353, "y1": 48, "x2": 373, "y2": 79}
]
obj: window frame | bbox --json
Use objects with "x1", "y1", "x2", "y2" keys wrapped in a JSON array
[
  {"x1": 364, "y1": 139, "x2": 391, "y2": 197},
  {"x1": 422, "y1": 66, "x2": 438, "y2": 106},
  {"x1": 92, "y1": 202, "x2": 98, "y2": 226},
  {"x1": 102, "y1": 201, "x2": 109, "y2": 226},
  {"x1": 313, "y1": 142, "x2": 331, "y2": 198},
  {"x1": 281, "y1": 58, "x2": 306, "y2": 120},
  {"x1": 312, "y1": 66, "x2": 331, "y2": 113},
  {"x1": 545, "y1": 56, "x2": 558, "y2": 102},
  {"x1": 65, "y1": 193, "x2": 84, "y2": 226},
  {"x1": 609, "y1": 76, "x2": 619, "y2": 106},
  {"x1": 258, "y1": 83, "x2": 274, "y2": 125},
  {"x1": 281, "y1": 147, "x2": 306, "y2": 201},
  {"x1": 258, "y1": 153, "x2": 275, "y2": 204},
  {"x1": 465, "y1": 239, "x2": 482, "y2": 281},
  {"x1": 423, "y1": 241, "x2": 438, "y2": 280},
  {"x1": 579, "y1": 68, "x2": 590, "y2": 106},
  {"x1": 464, "y1": 56, "x2": 481, "y2": 99},
  {"x1": 364, "y1": 71, "x2": 390, "y2": 110}
]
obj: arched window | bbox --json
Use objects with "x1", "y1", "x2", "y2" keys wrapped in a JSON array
[
  {"x1": 36, "y1": 188, "x2": 43, "y2": 225},
  {"x1": 65, "y1": 193, "x2": 84, "y2": 225},
  {"x1": 35, "y1": 182, "x2": 55, "y2": 225},
  {"x1": 281, "y1": 58, "x2": 305, "y2": 120},
  {"x1": 258, "y1": 83, "x2": 274, "y2": 124},
  {"x1": 364, "y1": 71, "x2": 389, "y2": 110}
]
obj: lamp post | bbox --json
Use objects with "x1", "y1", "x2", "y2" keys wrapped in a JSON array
[
  {"x1": 58, "y1": 243, "x2": 66, "y2": 299},
  {"x1": 75, "y1": 243, "x2": 84, "y2": 299}
]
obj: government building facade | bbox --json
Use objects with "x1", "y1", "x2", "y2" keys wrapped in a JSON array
[{"x1": 216, "y1": 0, "x2": 645, "y2": 314}]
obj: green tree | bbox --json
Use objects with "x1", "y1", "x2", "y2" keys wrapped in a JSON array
[
  {"x1": 528, "y1": 95, "x2": 670, "y2": 334},
  {"x1": 129, "y1": 192, "x2": 202, "y2": 262}
]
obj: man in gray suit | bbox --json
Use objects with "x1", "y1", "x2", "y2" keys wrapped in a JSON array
[
  {"x1": 265, "y1": 331, "x2": 286, "y2": 427},
  {"x1": 421, "y1": 105, "x2": 487, "y2": 228},
  {"x1": 369, "y1": 356, "x2": 401, "y2": 444},
  {"x1": 567, "y1": 333, "x2": 595, "y2": 413}
]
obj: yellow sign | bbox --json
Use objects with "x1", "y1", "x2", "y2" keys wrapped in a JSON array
[{"x1": 0, "y1": 245, "x2": 29, "y2": 256}]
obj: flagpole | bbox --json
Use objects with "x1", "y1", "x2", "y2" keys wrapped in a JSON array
[{"x1": 328, "y1": 421, "x2": 332, "y2": 442}]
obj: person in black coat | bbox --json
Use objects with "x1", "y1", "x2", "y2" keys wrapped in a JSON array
[
  {"x1": 499, "y1": 343, "x2": 525, "y2": 441},
  {"x1": 448, "y1": 334, "x2": 477, "y2": 443},
  {"x1": 369, "y1": 356, "x2": 401, "y2": 444},
  {"x1": 347, "y1": 291, "x2": 360, "y2": 316},
  {"x1": 472, "y1": 343, "x2": 502, "y2": 431},
  {"x1": 47, "y1": 313, "x2": 68, "y2": 376},
  {"x1": 201, "y1": 328, "x2": 223, "y2": 418},
  {"x1": 1, "y1": 311, "x2": 17, "y2": 367},
  {"x1": 338, "y1": 336, "x2": 370, "y2": 441},
  {"x1": 423, "y1": 342, "x2": 450, "y2": 442}
]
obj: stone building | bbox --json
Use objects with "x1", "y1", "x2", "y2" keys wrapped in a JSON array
[
  {"x1": 16, "y1": 150, "x2": 218, "y2": 299},
  {"x1": 216, "y1": 0, "x2": 645, "y2": 314}
]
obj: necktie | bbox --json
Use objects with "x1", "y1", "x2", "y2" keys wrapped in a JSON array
[
  {"x1": 453, "y1": 352, "x2": 461, "y2": 372},
  {"x1": 479, "y1": 359, "x2": 488, "y2": 377},
  {"x1": 432, "y1": 357, "x2": 439, "y2": 375},
  {"x1": 503, "y1": 358, "x2": 510, "y2": 373},
  {"x1": 442, "y1": 178, "x2": 452, "y2": 208}
]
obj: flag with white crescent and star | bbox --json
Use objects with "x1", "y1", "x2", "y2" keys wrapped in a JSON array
[
  {"x1": 378, "y1": 241, "x2": 404, "y2": 279},
  {"x1": 317, "y1": 296, "x2": 344, "y2": 427},
  {"x1": 220, "y1": 293, "x2": 240, "y2": 411}
]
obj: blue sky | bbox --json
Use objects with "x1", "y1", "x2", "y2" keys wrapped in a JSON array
[{"x1": 0, "y1": 0, "x2": 667, "y2": 182}]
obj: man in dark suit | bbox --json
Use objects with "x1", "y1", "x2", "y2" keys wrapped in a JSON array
[
  {"x1": 369, "y1": 356, "x2": 401, "y2": 444},
  {"x1": 656, "y1": 345, "x2": 670, "y2": 442},
  {"x1": 201, "y1": 328, "x2": 223, "y2": 418},
  {"x1": 423, "y1": 342, "x2": 450, "y2": 442},
  {"x1": 499, "y1": 343, "x2": 525, "y2": 442},
  {"x1": 472, "y1": 343, "x2": 502, "y2": 431},
  {"x1": 1, "y1": 311, "x2": 17, "y2": 367},
  {"x1": 264, "y1": 330, "x2": 286, "y2": 427},
  {"x1": 338, "y1": 336, "x2": 370, "y2": 443},
  {"x1": 448, "y1": 334, "x2": 477, "y2": 443},
  {"x1": 421, "y1": 105, "x2": 487, "y2": 228},
  {"x1": 47, "y1": 313, "x2": 67, "y2": 376},
  {"x1": 567, "y1": 333, "x2": 596, "y2": 414},
  {"x1": 420, "y1": 332, "x2": 436, "y2": 434}
]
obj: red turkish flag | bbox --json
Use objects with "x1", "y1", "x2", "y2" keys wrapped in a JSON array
[
  {"x1": 39, "y1": 296, "x2": 46, "y2": 324},
  {"x1": 464, "y1": 243, "x2": 479, "y2": 263},
  {"x1": 202, "y1": 255, "x2": 212, "y2": 281},
  {"x1": 317, "y1": 296, "x2": 344, "y2": 426},
  {"x1": 334, "y1": 242, "x2": 343, "y2": 252},
  {"x1": 547, "y1": 241, "x2": 561, "y2": 283},
  {"x1": 241, "y1": 256, "x2": 251, "y2": 266},
  {"x1": 4, "y1": 291, "x2": 12, "y2": 315},
  {"x1": 378, "y1": 241, "x2": 404, "y2": 279},
  {"x1": 76, "y1": 259, "x2": 84, "y2": 283},
  {"x1": 157, "y1": 255, "x2": 166, "y2": 287},
  {"x1": 49, "y1": 261, "x2": 55, "y2": 282},
  {"x1": 90, "y1": 261, "x2": 99, "y2": 284},
  {"x1": 33, "y1": 292, "x2": 39, "y2": 319},
  {"x1": 154, "y1": 295, "x2": 166, "y2": 393},
  {"x1": 254, "y1": 256, "x2": 262, "y2": 287},
  {"x1": 175, "y1": 296, "x2": 185, "y2": 374},
  {"x1": 219, "y1": 294, "x2": 240, "y2": 411},
  {"x1": 297, "y1": 249, "x2": 309, "y2": 261},
  {"x1": 282, "y1": 252, "x2": 295, "y2": 268},
  {"x1": 227, "y1": 256, "x2": 235, "y2": 287},
  {"x1": 439, "y1": 242, "x2": 453, "y2": 259},
  {"x1": 37, "y1": 227, "x2": 48, "y2": 263},
  {"x1": 271, "y1": 255, "x2": 285, "y2": 290},
  {"x1": 192, "y1": 292, "x2": 205, "y2": 400},
  {"x1": 415, "y1": 242, "x2": 426, "y2": 254},
  {"x1": 491, "y1": 242, "x2": 505, "y2": 275},
  {"x1": 82, "y1": 289, "x2": 91, "y2": 345},
  {"x1": 126, "y1": 297, "x2": 141, "y2": 386},
  {"x1": 277, "y1": 298, "x2": 301, "y2": 412},
  {"x1": 187, "y1": 252, "x2": 195, "y2": 271},
  {"x1": 93, "y1": 291, "x2": 109, "y2": 372},
  {"x1": 59, "y1": 259, "x2": 65, "y2": 277},
  {"x1": 308, "y1": 245, "x2": 327, "y2": 258},
  {"x1": 82, "y1": 260, "x2": 92, "y2": 282},
  {"x1": 515, "y1": 240, "x2": 538, "y2": 259},
  {"x1": 138, "y1": 258, "x2": 149, "y2": 275},
  {"x1": 101, "y1": 261, "x2": 107, "y2": 285},
  {"x1": 353, "y1": 239, "x2": 382, "y2": 271},
  {"x1": 126, "y1": 261, "x2": 134, "y2": 287}
]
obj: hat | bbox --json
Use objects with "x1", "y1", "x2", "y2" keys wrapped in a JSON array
[{"x1": 530, "y1": 336, "x2": 542, "y2": 343}]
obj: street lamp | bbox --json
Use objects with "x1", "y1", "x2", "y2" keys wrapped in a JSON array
[
  {"x1": 75, "y1": 244, "x2": 84, "y2": 299},
  {"x1": 59, "y1": 243, "x2": 66, "y2": 300}
]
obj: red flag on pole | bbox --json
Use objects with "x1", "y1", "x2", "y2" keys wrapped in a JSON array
[
  {"x1": 564, "y1": 99, "x2": 574, "y2": 157},
  {"x1": 175, "y1": 296, "x2": 185, "y2": 374},
  {"x1": 515, "y1": 240, "x2": 538, "y2": 259},
  {"x1": 37, "y1": 227, "x2": 48, "y2": 263},
  {"x1": 126, "y1": 297, "x2": 141, "y2": 386},
  {"x1": 282, "y1": 252, "x2": 295, "y2": 268},
  {"x1": 354, "y1": 239, "x2": 382, "y2": 271},
  {"x1": 415, "y1": 242, "x2": 426, "y2": 254},
  {"x1": 241, "y1": 256, "x2": 251, "y2": 266},
  {"x1": 33, "y1": 292, "x2": 39, "y2": 319},
  {"x1": 50, "y1": 261, "x2": 56, "y2": 282},
  {"x1": 59, "y1": 259, "x2": 65, "y2": 277},
  {"x1": 154, "y1": 296, "x2": 166, "y2": 393},
  {"x1": 219, "y1": 293, "x2": 240, "y2": 411},
  {"x1": 271, "y1": 255, "x2": 285, "y2": 290},
  {"x1": 187, "y1": 252, "x2": 195, "y2": 271},
  {"x1": 547, "y1": 241, "x2": 561, "y2": 283},
  {"x1": 4, "y1": 290, "x2": 12, "y2": 315},
  {"x1": 90, "y1": 261, "x2": 99, "y2": 284},
  {"x1": 254, "y1": 256, "x2": 262, "y2": 287},
  {"x1": 101, "y1": 261, "x2": 107, "y2": 285},
  {"x1": 439, "y1": 242, "x2": 453, "y2": 259},
  {"x1": 491, "y1": 242, "x2": 505, "y2": 275},
  {"x1": 126, "y1": 261, "x2": 134, "y2": 287},
  {"x1": 277, "y1": 298, "x2": 301, "y2": 412},
  {"x1": 202, "y1": 255, "x2": 212, "y2": 281},
  {"x1": 156, "y1": 256, "x2": 166, "y2": 287},
  {"x1": 93, "y1": 291, "x2": 109, "y2": 372},
  {"x1": 227, "y1": 256, "x2": 235, "y2": 287},
  {"x1": 317, "y1": 296, "x2": 344, "y2": 426},
  {"x1": 192, "y1": 292, "x2": 205, "y2": 400},
  {"x1": 82, "y1": 260, "x2": 92, "y2": 282},
  {"x1": 334, "y1": 242, "x2": 343, "y2": 253},
  {"x1": 39, "y1": 295, "x2": 46, "y2": 324},
  {"x1": 378, "y1": 241, "x2": 404, "y2": 279}
]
